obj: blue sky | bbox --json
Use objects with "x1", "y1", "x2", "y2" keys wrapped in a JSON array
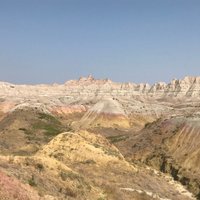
[{"x1": 0, "y1": 0, "x2": 200, "y2": 84}]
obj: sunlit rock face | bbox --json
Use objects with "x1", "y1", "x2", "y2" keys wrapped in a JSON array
[{"x1": 2, "y1": 75, "x2": 200, "y2": 100}]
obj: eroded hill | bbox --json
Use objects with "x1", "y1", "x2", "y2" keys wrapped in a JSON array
[{"x1": 0, "y1": 76, "x2": 200, "y2": 199}]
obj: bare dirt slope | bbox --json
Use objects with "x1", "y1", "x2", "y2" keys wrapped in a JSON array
[{"x1": 0, "y1": 130, "x2": 195, "y2": 200}]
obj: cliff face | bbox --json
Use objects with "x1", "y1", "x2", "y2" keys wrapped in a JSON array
[{"x1": 1, "y1": 76, "x2": 200, "y2": 99}]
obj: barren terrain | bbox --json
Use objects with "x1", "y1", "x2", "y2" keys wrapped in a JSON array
[{"x1": 0, "y1": 76, "x2": 200, "y2": 199}]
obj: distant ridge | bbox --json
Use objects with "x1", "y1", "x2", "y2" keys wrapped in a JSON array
[{"x1": 1, "y1": 75, "x2": 200, "y2": 98}]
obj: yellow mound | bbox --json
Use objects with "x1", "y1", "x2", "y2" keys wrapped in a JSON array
[{"x1": 37, "y1": 130, "x2": 125, "y2": 165}]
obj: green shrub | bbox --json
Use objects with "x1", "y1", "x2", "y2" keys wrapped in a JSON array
[
  {"x1": 28, "y1": 175, "x2": 37, "y2": 187},
  {"x1": 106, "y1": 135, "x2": 129, "y2": 143},
  {"x1": 35, "y1": 163, "x2": 44, "y2": 172}
]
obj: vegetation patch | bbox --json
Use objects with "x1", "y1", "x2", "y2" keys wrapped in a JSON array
[
  {"x1": 144, "y1": 122, "x2": 152, "y2": 128},
  {"x1": 79, "y1": 159, "x2": 96, "y2": 165},
  {"x1": 28, "y1": 175, "x2": 37, "y2": 187},
  {"x1": 106, "y1": 135, "x2": 129, "y2": 143},
  {"x1": 33, "y1": 122, "x2": 63, "y2": 136},
  {"x1": 19, "y1": 128, "x2": 32, "y2": 135},
  {"x1": 38, "y1": 113, "x2": 61, "y2": 124},
  {"x1": 22, "y1": 112, "x2": 71, "y2": 138},
  {"x1": 104, "y1": 148, "x2": 121, "y2": 158},
  {"x1": 60, "y1": 171, "x2": 83, "y2": 182},
  {"x1": 35, "y1": 163, "x2": 44, "y2": 172},
  {"x1": 32, "y1": 113, "x2": 65, "y2": 136}
]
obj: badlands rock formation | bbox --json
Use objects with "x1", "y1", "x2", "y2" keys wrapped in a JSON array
[
  {"x1": 0, "y1": 75, "x2": 199, "y2": 128},
  {"x1": 78, "y1": 98, "x2": 130, "y2": 129},
  {"x1": 0, "y1": 75, "x2": 200, "y2": 132},
  {"x1": 0, "y1": 75, "x2": 200, "y2": 199},
  {"x1": 1, "y1": 75, "x2": 200, "y2": 99}
]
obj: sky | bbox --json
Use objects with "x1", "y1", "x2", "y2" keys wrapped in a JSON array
[{"x1": 0, "y1": 0, "x2": 200, "y2": 84}]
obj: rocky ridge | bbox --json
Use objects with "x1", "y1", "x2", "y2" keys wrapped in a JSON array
[{"x1": 1, "y1": 75, "x2": 200, "y2": 99}]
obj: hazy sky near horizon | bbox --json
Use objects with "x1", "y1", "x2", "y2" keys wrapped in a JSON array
[{"x1": 0, "y1": 0, "x2": 200, "y2": 84}]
